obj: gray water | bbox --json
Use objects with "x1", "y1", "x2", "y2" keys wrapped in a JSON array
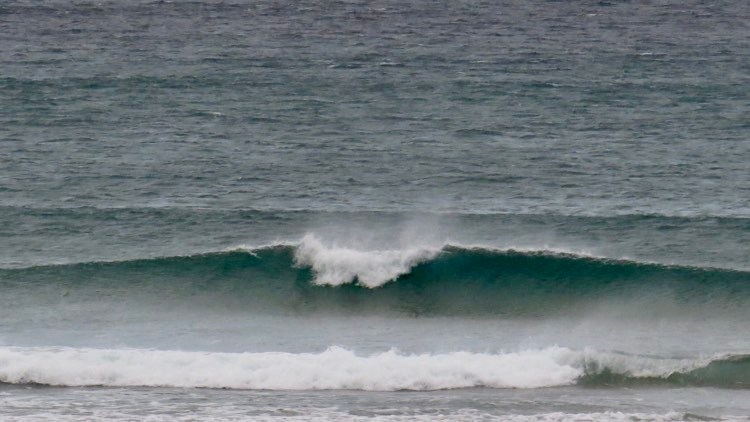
[{"x1": 1, "y1": 0, "x2": 749, "y2": 420}]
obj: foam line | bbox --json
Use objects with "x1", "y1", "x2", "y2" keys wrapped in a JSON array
[{"x1": 2, "y1": 346, "x2": 747, "y2": 390}]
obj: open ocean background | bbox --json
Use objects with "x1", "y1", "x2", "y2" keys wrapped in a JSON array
[{"x1": 1, "y1": 0, "x2": 749, "y2": 420}]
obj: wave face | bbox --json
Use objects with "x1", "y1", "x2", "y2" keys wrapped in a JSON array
[
  {"x1": 2, "y1": 235, "x2": 748, "y2": 317},
  {"x1": 1, "y1": 346, "x2": 748, "y2": 390},
  {"x1": 579, "y1": 353, "x2": 750, "y2": 388}
]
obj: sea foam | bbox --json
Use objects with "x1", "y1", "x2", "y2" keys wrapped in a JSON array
[
  {"x1": 293, "y1": 234, "x2": 441, "y2": 287},
  {"x1": 0, "y1": 346, "x2": 580, "y2": 390},
  {"x1": 1, "y1": 345, "x2": 736, "y2": 391}
]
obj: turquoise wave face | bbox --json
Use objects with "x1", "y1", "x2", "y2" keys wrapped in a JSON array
[{"x1": 2, "y1": 245, "x2": 748, "y2": 318}]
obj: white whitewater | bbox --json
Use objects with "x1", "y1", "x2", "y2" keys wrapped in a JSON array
[
  {"x1": 293, "y1": 234, "x2": 442, "y2": 287},
  {"x1": 0, "y1": 346, "x2": 715, "y2": 391}
]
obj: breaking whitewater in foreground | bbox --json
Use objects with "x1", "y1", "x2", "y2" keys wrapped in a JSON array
[{"x1": 2, "y1": 346, "x2": 749, "y2": 390}]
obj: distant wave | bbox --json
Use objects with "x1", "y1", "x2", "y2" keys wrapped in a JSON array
[{"x1": 1, "y1": 346, "x2": 748, "y2": 390}]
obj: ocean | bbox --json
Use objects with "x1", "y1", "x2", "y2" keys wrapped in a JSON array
[{"x1": 1, "y1": 0, "x2": 749, "y2": 420}]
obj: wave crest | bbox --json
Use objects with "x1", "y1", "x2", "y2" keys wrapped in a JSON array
[
  {"x1": 293, "y1": 235, "x2": 441, "y2": 287},
  {"x1": 3, "y1": 238, "x2": 748, "y2": 316}
]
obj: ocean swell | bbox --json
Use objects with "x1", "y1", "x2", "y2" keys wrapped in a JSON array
[{"x1": 2, "y1": 236, "x2": 748, "y2": 316}]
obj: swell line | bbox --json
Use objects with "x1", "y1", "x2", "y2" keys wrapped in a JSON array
[
  {"x1": 2, "y1": 237, "x2": 745, "y2": 278},
  {"x1": 2, "y1": 236, "x2": 748, "y2": 317}
]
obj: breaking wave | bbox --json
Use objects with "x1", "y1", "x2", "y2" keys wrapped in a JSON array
[
  {"x1": 1, "y1": 346, "x2": 748, "y2": 390},
  {"x1": 2, "y1": 235, "x2": 748, "y2": 316},
  {"x1": 293, "y1": 234, "x2": 442, "y2": 287}
]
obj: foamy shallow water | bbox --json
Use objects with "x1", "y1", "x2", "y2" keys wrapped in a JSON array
[{"x1": 2, "y1": 385, "x2": 749, "y2": 422}]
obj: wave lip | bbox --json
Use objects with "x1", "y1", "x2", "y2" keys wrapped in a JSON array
[
  {"x1": 293, "y1": 234, "x2": 442, "y2": 287},
  {"x1": 2, "y1": 346, "x2": 749, "y2": 391}
]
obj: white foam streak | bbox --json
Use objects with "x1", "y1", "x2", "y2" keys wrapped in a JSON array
[
  {"x1": 293, "y1": 234, "x2": 441, "y2": 287},
  {"x1": 0, "y1": 346, "x2": 582, "y2": 390}
]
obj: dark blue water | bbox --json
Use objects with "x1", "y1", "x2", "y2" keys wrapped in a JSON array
[{"x1": 1, "y1": 1, "x2": 749, "y2": 420}]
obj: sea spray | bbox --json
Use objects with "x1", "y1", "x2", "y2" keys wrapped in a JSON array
[{"x1": 293, "y1": 234, "x2": 441, "y2": 287}]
